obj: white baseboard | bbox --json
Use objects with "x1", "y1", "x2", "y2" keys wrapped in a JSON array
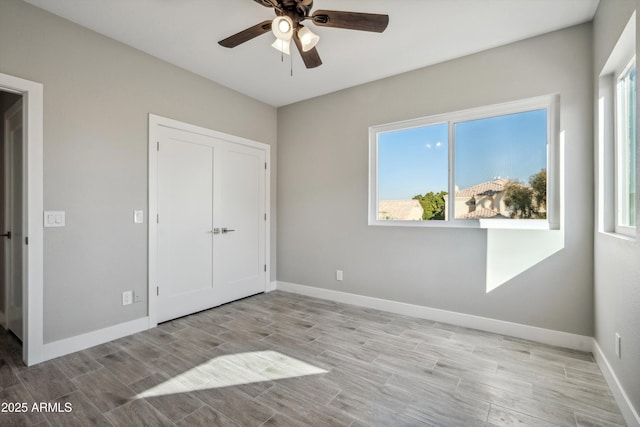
[
  {"x1": 276, "y1": 281, "x2": 593, "y2": 352},
  {"x1": 34, "y1": 281, "x2": 276, "y2": 363},
  {"x1": 592, "y1": 339, "x2": 640, "y2": 427},
  {"x1": 40, "y1": 317, "x2": 150, "y2": 363}
]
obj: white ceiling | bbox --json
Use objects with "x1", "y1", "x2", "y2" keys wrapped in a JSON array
[{"x1": 23, "y1": 0, "x2": 599, "y2": 107}]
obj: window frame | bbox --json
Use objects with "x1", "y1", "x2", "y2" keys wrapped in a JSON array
[
  {"x1": 614, "y1": 56, "x2": 637, "y2": 237},
  {"x1": 368, "y1": 94, "x2": 560, "y2": 230}
]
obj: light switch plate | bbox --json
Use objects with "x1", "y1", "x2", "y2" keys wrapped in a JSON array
[
  {"x1": 134, "y1": 210, "x2": 144, "y2": 224},
  {"x1": 44, "y1": 211, "x2": 65, "y2": 227}
]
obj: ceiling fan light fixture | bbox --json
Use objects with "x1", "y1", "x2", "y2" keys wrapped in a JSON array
[
  {"x1": 271, "y1": 38, "x2": 291, "y2": 55},
  {"x1": 219, "y1": 2, "x2": 389, "y2": 70},
  {"x1": 278, "y1": 19, "x2": 291, "y2": 33},
  {"x1": 272, "y1": 16, "x2": 294, "y2": 41},
  {"x1": 298, "y1": 26, "x2": 319, "y2": 52}
]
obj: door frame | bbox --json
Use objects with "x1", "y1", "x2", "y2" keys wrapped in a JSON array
[
  {"x1": 148, "y1": 114, "x2": 270, "y2": 327},
  {"x1": 0, "y1": 73, "x2": 44, "y2": 366}
]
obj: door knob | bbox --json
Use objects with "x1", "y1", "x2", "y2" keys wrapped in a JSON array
[
  {"x1": 0, "y1": 231, "x2": 10, "y2": 239},
  {"x1": 221, "y1": 228, "x2": 235, "y2": 233}
]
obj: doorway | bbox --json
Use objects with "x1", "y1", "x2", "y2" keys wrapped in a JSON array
[
  {"x1": 0, "y1": 72, "x2": 44, "y2": 366},
  {"x1": 0, "y1": 90, "x2": 24, "y2": 342}
]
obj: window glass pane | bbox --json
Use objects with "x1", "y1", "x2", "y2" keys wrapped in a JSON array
[
  {"x1": 617, "y1": 64, "x2": 636, "y2": 228},
  {"x1": 454, "y1": 109, "x2": 548, "y2": 220},
  {"x1": 377, "y1": 123, "x2": 448, "y2": 220}
]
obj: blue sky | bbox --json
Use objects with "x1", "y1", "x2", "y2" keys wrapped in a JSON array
[{"x1": 378, "y1": 109, "x2": 547, "y2": 199}]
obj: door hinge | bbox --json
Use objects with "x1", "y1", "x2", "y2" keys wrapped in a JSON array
[
  {"x1": 157, "y1": 214, "x2": 159, "y2": 224},
  {"x1": 264, "y1": 213, "x2": 267, "y2": 221},
  {"x1": 25, "y1": 236, "x2": 28, "y2": 245},
  {"x1": 157, "y1": 141, "x2": 160, "y2": 151},
  {"x1": 157, "y1": 286, "x2": 159, "y2": 296},
  {"x1": 265, "y1": 162, "x2": 267, "y2": 170},
  {"x1": 264, "y1": 264, "x2": 267, "y2": 272}
]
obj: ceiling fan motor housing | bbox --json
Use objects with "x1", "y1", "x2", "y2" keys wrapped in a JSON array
[{"x1": 278, "y1": 0, "x2": 313, "y2": 19}]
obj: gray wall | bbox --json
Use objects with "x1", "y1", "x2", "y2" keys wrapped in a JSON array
[
  {"x1": 593, "y1": 0, "x2": 640, "y2": 418},
  {"x1": 277, "y1": 24, "x2": 594, "y2": 336},
  {"x1": 0, "y1": 0, "x2": 277, "y2": 343}
]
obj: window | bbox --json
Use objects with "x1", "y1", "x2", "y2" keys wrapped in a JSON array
[
  {"x1": 369, "y1": 95, "x2": 559, "y2": 229},
  {"x1": 598, "y1": 12, "x2": 635, "y2": 238},
  {"x1": 615, "y1": 57, "x2": 637, "y2": 236},
  {"x1": 377, "y1": 123, "x2": 448, "y2": 221}
]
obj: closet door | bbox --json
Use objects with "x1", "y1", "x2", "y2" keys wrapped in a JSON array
[{"x1": 155, "y1": 125, "x2": 267, "y2": 323}]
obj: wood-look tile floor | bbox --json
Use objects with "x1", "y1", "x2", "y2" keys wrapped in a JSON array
[{"x1": 0, "y1": 291, "x2": 626, "y2": 426}]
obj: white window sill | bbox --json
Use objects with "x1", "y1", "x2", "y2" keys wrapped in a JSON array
[
  {"x1": 478, "y1": 218, "x2": 554, "y2": 230},
  {"x1": 599, "y1": 230, "x2": 636, "y2": 242},
  {"x1": 369, "y1": 219, "x2": 555, "y2": 230}
]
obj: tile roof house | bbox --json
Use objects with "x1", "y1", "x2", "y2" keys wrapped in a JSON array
[
  {"x1": 456, "y1": 207, "x2": 508, "y2": 219},
  {"x1": 444, "y1": 178, "x2": 511, "y2": 219}
]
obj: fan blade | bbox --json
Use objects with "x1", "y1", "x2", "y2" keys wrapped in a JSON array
[
  {"x1": 293, "y1": 31, "x2": 322, "y2": 68},
  {"x1": 253, "y1": 0, "x2": 276, "y2": 7},
  {"x1": 218, "y1": 21, "x2": 273, "y2": 48},
  {"x1": 312, "y1": 10, "x2": 389, "y2": 33}
]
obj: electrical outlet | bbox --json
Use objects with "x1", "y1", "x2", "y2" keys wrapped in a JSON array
[
  {"x1": 615, "y1": 333, "x2": 621, "y2": 358},
  {"x1": 336, "y1": 270, "x2": 343, "y2": 281},
  {"x1": 134, "y1": 291, "x2": 142, "y2": 303},
  {"x1": 122, "y1": 291, "x2": 133, "y2": 306}
]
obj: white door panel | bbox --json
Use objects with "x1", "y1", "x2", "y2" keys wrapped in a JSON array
[
  {"x1": 215, "y1": 146, "x2": 266, "y2": 302},
  {"x1": 157, "y1": 127, "x2": 216, "y2": 322}
]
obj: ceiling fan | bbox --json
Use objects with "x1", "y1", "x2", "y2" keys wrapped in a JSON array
[{"x1": 218, "y1": 0, "x2": 389, "y2": 69}]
